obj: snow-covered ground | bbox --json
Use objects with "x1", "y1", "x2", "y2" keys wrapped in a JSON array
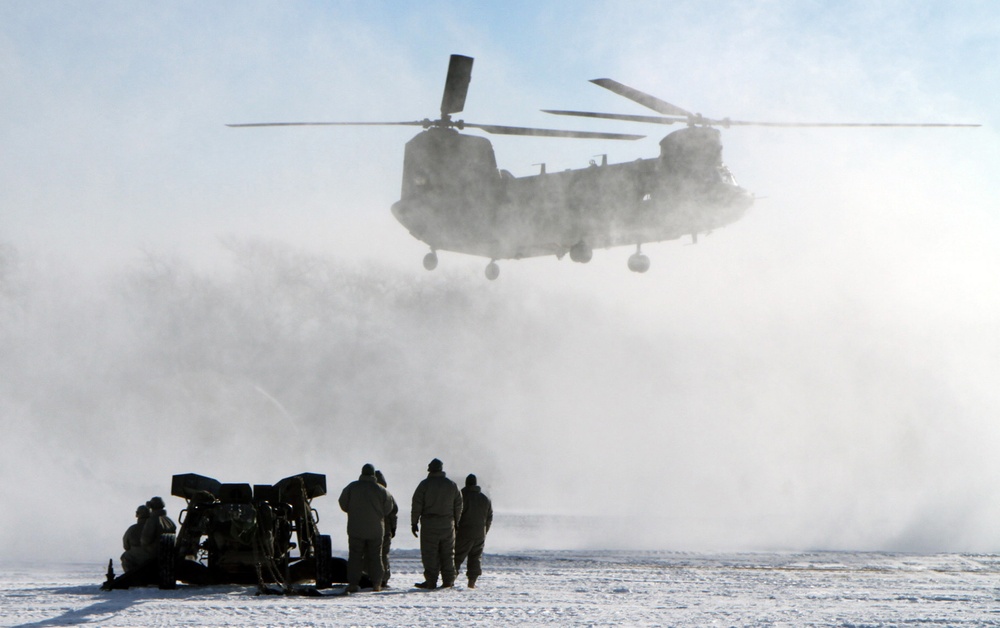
[{"x1": 4, "y1": 550, "x2": 999, "y2": 626}]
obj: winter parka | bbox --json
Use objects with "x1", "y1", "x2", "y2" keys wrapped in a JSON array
[
  {"x1": 123, "y1": 516, "x2": 148, "y2": 551},
  {"x1": 339, "y1": 474, "x2": 394, "y2": 540},
  {"x1": 411, "y1": 471, "x2": 463, "y2": 531},
  {"x1": 457, "y1": 485, "x2": 493, "y2": 541},
  {"x1": 140, "y1": 509, "x2": 177, "y2": 547}
]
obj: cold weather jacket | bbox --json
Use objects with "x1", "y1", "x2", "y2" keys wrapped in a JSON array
[
  {"x1": 140, "y1": 509, "x2": 177, "y2": 548},
  {"x1": 385, "y1": 490, "x2": 398, "y2": 538},
  {"x1": 339, "y1": 474, "x2": 394, "y2": 540},
  {"x1": 411, "y1": 471, "x2": 463, "y2": 530},
  {"x1": 457, "y1": 485, "x2": 493, "y2": 541},
  {"x1": 122, "y1": 516, "x2": 148, "y2": 551}
]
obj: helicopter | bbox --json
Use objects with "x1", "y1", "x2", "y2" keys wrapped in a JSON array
[{"x1": 229, "y1": 54, "x2": 979, "y2": 280}]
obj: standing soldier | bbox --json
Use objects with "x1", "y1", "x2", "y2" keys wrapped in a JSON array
[
  {"x1": 375, "y1": 470, "x2": 398, "y2": 589},
  {"x1": 455, "y1": 474, "x2": 493, "y2": 588},
  {"x1": 411, "y1": 458, "x2": 462, "y2": 589},
  {"x1": 338, "y1": 463, "x2": 393, "y2": 592},
  {"x1": 120, "y1": 504, "x2": 150, "y2": 572}
]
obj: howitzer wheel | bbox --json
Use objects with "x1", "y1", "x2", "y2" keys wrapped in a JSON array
[
  {"x1": 315, "y1": 534, "x2": 333, "y2": 589},
  {"x1": 158, "y1": 533, "x2": 177, "y2": 590}
]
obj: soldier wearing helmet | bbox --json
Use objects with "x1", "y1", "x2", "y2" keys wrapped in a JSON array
[{"x1": 120, "y1": 505, "x2": 150, "y2": 572}]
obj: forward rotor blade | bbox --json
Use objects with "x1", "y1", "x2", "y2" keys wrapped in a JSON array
[
  {"x1": 226, "y1": 121, "x2": 427, "y2": 128},
  {"x1": 590, "y1": 79, "x2": 693, "y2": 117},
  {"x1": 441, "y1": 54, "x2": 474, "y2": 116},
  {"x1": 543, "y1": 109, "x2": 683, "y2": 125},
  {"x1": 466, "y1": 122, "x2": 644, "y2": 140},
  {"x1": 227, "y1": 119, "x2": 644, "y2": 139}
]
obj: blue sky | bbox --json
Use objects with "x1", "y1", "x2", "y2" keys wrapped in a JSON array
[
  {"x1": 2, "y1": 2, "x2": 999, "y2": 556},
  {"x1": 2, "y1": 1, "x2": 995, "y2": 271},
  {"x1": 3, "y1": 1, "x2": 994, "y2": 267}
]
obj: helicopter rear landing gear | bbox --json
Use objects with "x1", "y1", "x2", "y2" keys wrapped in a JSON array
[
  {"x1": 423, "y1": 251, "x2": 438, "y2": 271},
  {"x1": 485, "y1": 260, "x2": 500, "y2": 280},
  {"x1": 569, "y1": 241, "x2": 593, "y2": 264},
  {"x1": 627, "y1": 245, "x2": 650, "y2": 273}
]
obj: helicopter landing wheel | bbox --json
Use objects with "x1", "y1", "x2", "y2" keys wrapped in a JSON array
[
  {"x1": 569, "y1": 241, "x2": 593, "y2": 264},
  {"x1": 485, "y1": 261, "x2": 500, "y2": 281},
  {"x1": 628, "y1": 245, "x2": 650, "y2": 273},
  {"x1": 423, "y1": 251, "x2": 438, "y2": 271}
]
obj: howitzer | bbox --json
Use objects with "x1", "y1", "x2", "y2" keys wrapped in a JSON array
[{"x1": 103, "y1": 472, "x2": 345, "y2": 590}]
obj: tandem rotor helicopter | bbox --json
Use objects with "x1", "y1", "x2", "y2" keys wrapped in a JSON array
[{"x1": 229, "y1": 54, "x2": 979, "y2": 280}]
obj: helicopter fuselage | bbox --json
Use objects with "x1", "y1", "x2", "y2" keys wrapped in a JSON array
[
  {"x1": 391, "y1": 126, "x2": 753, "y2": 262},
  {"x1": 229, "y1": 53, "x2": 976, "y2": 278}
]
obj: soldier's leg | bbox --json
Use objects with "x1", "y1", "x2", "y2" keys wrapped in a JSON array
[
  {"x1": 381, "y1": 533, "x2": 392, "y2": 585},
  {"x1": 346, "y1": 536, "x2": 365, "y2": 587},
  {"x1": 467, "y1": 538, "x2": 486, "y2": 577},
  {"x1": 365, "y1": 537, "x2": 384, "y2": 590},
  {"x1": 454, "y1": 535, "x2": 473, "y2": 575},
  {"x1": 121, "y1": 550, "x2": 135, "y2": 573},
  {"x1": 439, "y1": 528, "x2": 457, "y2": 586},
  {"x1": 419, "y1": 531, "x2": 440, "y2": 585}
]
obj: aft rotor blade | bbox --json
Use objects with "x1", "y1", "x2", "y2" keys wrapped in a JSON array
[
  {"x1": 712, "y1": 119, "x2": 982, "y2": 128},
  {"x1": 543, "y1": 110, "x2": 981, "y2": 129},
  {"x1": 441, "y1": 54, "x2": 474, "y2": 116},
  {"x1": 466, "y1": 122, "x2": 644, "y2": 140},
  {"x1": 543, "y1": 109, "x2": 683, "y2": 125},
  {"x1": 590, "y1": 79, "x2": 693, "y2": 117},
  {"x1": 226, "y1": 121, "x2": 427, "y2": 128}
]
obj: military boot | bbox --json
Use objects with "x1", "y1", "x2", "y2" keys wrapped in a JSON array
[
  {"x1": 414, "y1": 581, "x2": 437, "y2": 589},
  {"x1": 468, "y1": 576, "x2": 478, "y2": 589}
]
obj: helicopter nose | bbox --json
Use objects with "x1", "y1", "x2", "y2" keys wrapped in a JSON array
[{"x1": 392, "y1": 200, "x2": 430, "y2": 237}]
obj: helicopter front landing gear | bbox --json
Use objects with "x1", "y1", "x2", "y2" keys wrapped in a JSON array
[
  {"x1": 569, "y1": 241, "x2": 593, "y2": 264},
  {"x1": 627, "y1": 245, "x2": 650, "y2": 273},
  {"x1": 485, "y1": 260, "x2": 500, "y2": 281},
  {"x1": 423, "y1": 251, "x2": 438, "y2": 271}
]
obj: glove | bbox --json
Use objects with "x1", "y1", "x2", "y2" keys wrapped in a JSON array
[{"x1": 411, "y1": 523, "x2": 419, "y2": 537}]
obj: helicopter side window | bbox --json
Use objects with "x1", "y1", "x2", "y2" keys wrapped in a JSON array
[{"x1": 717, "y1": 164, "x2": 737, "y2": 186}]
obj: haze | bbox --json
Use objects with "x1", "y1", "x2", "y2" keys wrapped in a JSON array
[{"x1": 2, "y1": 2, "x2": 998, "y2": 562}]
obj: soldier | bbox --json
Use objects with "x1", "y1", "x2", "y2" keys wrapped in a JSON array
[
  {"x1": 141, "y1": 496, "x2": 177, "y2": 546},
  {"x1": 375, "y1": 470, "x2": 398, "y2": 589},
  {"x1": 338, "y1": 463, "x2": 393, "y2": 592},
  {"x1": 122, "y1": 496, "x2": 177, "y2": 569},
  {"x1": 454, "y1": 474, "x2": 493, "y2": 588},
  {"x1": 410, "y1": 458, "x2": 463, "y2": 589},
  {"x1": 120, "y1": 504, "x2": 150, "y2": 572}
]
